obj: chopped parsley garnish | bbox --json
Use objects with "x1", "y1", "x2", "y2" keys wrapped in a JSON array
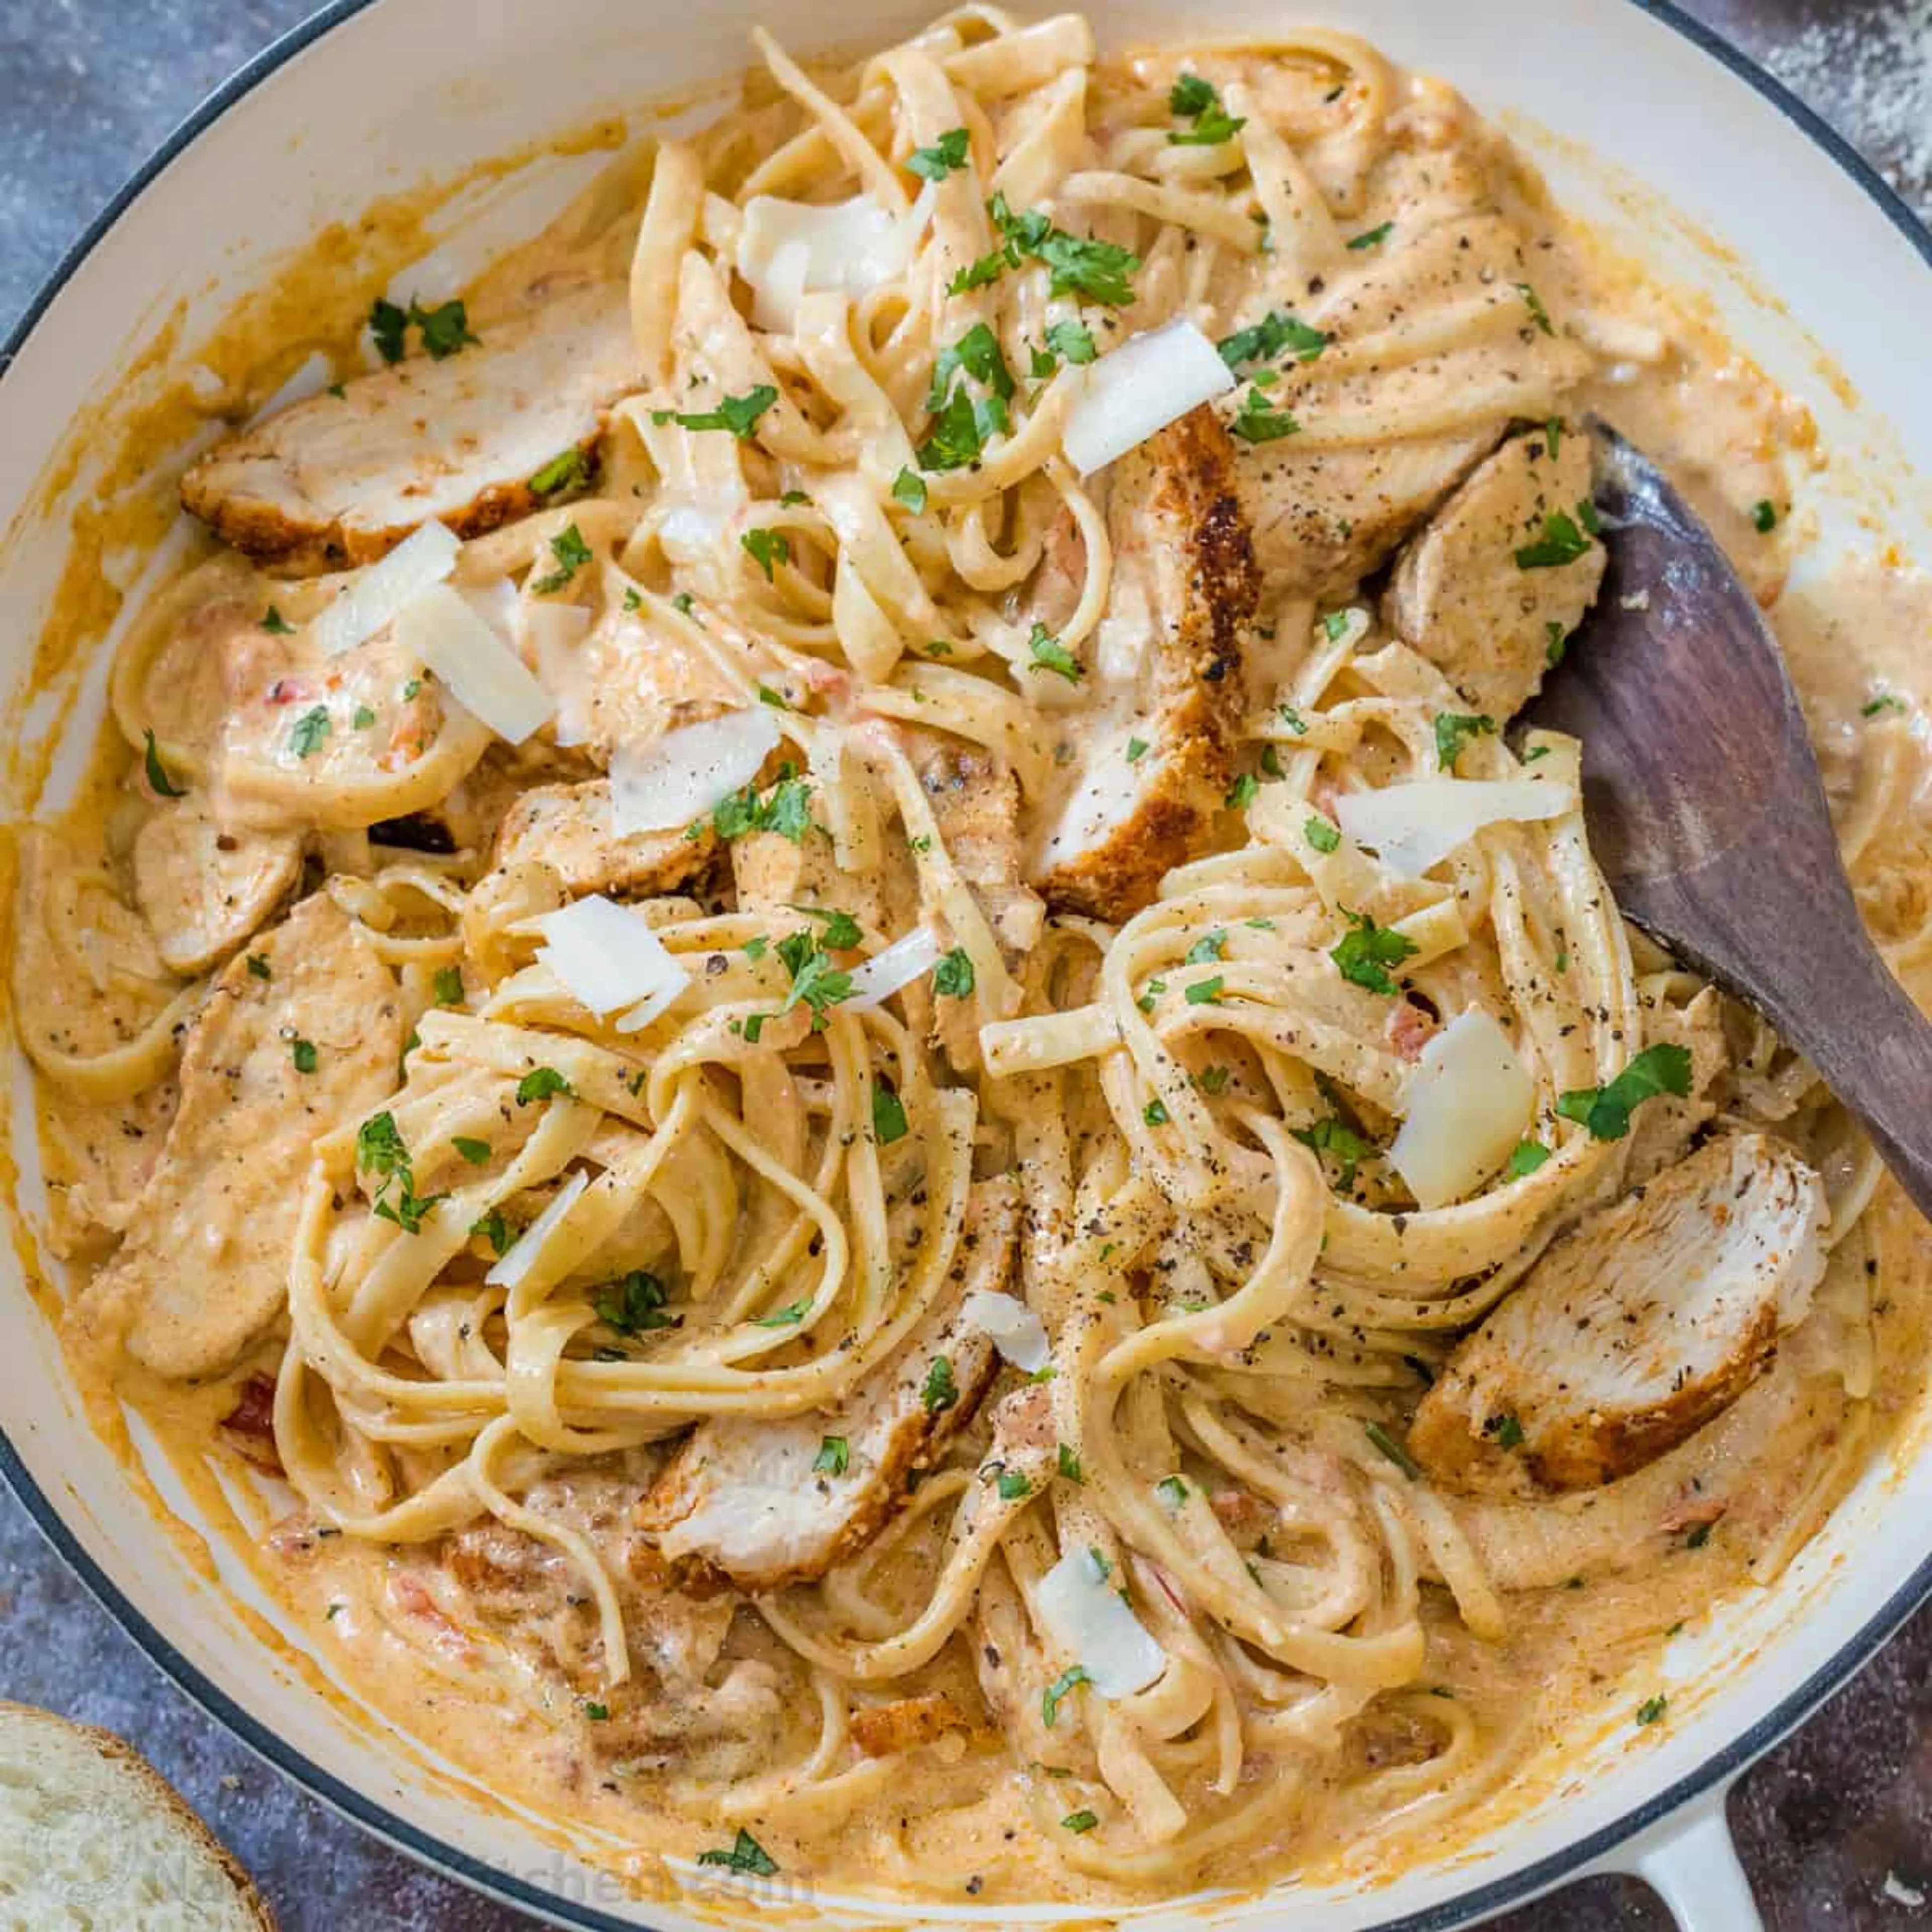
[
  {"x1": 1167, "y1": 72, "x2": 1245, "y2": 145},
  {"x1": 1515, "y1": 506, "x2": 1596, "y2": 570},
  {"x1": 892, "y1": 467, "x2": 928, "y2": 513},
  {"x1": 1230, "y1": 387, "x2": 1299, "y2": 443},
  {"x1": 1347, "y1": 221, "x2": 1394, "y2": 250},
  {"x1": 368, "y1": 295, "x2": 478, "y2": 363},
  {"x1": 1330, "y1": 907, "x2": 1418, "y2": 995},
  {"x1": 651, "y1": 384, "x2": 777, "y2": 441},
  {"x1": 871, "y1": 1080, "x2": 910, "y2": 1146},
  {"x1": 1184, "y1": 976, "x2": 1224, "y2": 1006},
  {"x1": 916, "y1": 381, "x2": 1009, "y2": 470},
  {"x1": 741, "y1": 528, "x2": 790, "y2": 582},
  {"x1": 471, "y1": 1210, "x2": 512, "y2": 1257},
  {"x1": 595, "y1": 1269, "x2": 676, "y2": 1334},
  {"x1": 1546, "y1": 620, "x2": 1568, "y2": 667},
  {"x1": 352, "y1": 704, "x2": 377, "y2": 730},
  {"x1": 771, "y1": 924, "x2": 855, "y2": 1027},
  {"x1": 951, "y1": 193, "x2": 1141, "y2": 306},
  {"x1": 1058, "y1": 1443, "x2": 1084, "y2": 1483},
  {"x1": 1305, "y1": 816, "x2": 1341, "y2": 854},
  {"x1": 432, "y1": 964, "x2": 464, "y2": 1005},
  {"x1": 922, "y1": 1355, "x2": 959, "y2": 1413},
  {"x1": 1636, "y1": 1696, "x2": 1668, "y2": 1727},
  {"x1": 261, "y1": 605, "x2": 294, "y2": 635},
  {"x1": 1507, "y1": 1139, "x2": 1552, "y2": 1178},
  {"x1": 1028, "y1": 622, "x2": 1082, "y2": 683},
  {"x1": 369, "y1": 297, "x2": 408, "y2": 364},
  {"x1": 411, "y1": 298, "x2": 478, "y2": 360},
  {"x1": 1143, "y1": 1098, "x2": 1170, "y2": 1126},
  {"x1": 934, "y1": 947, "x2": 976, "y2": 998},
  {"x1": 997, "y1": 1468, "x2": 1032, "y2": 1500},
  {"x1": 1061, "y1": 1810, "x2": 1099, "y2": 1834},
  {"x1": 1752, "y1": 499, "x2": 1779, "y2": 533},
  {"x1": 1195, "y1": 1065, "x2": 1231, "y2": 1094},
  {"x1": 696, "y1": 1829, "x2": 779, "y2": 1876},
  {"x1": 452, "y1": 1136, "x2": 492, "y2": 1166},
  {"x1": 1556, "y1": 1043, "x2": 1693, "y2": 1141},
  {"x1": 1363, "y1": 1420, "x2": 1421, "y2": 1480},
  {"x1": 142, "y1": 729, "x2": 187, "y2": 798},
  {"x1": 1041, "y1": 1664, "x2": 1090, "y2": 1728},
  {"x1": 533, "y1": 523, "x2": 592, "y2": 595},
  {"x1": 515, "y1": 1066, "x2": 574, "y2": 1106},
  {"x1": 1185, "y1": 931, "x2": 1227, "y2": 964},
  {"x1": 789, "y1": 905, "x2": 862, "y2": 949},
  {"x1": 815, "y1": 1435, "x2": 850, "y2": 1476},
  {"x1": 583, "y1": 1702, "x2": 609, "y2": 1722},
  {"x1": 907, "y1": 127, "x2": 971, "y2": 180},
  {"x1": 1279, "y1": 703, "x2": 1309, "y2": 734},
  {"x1": 289, "y1": 1037, "x2": 318, "y2": 1074},
  {"x1": 1044, "y1": 318, "x2": 1097, "y2": 366},
  {"x1": 755, "y1": 1300, "x2": 810, "y2": 1327},
  {"x1": 1226, "y1": 772, "x2": 1260, "y2": 810},
  {"x1": 707, "y1": 770, "x2": 815, "y2": 845},
  {"x1": 1156, "y1": 1474, "x2": 1189, "y2": 1510},
  {"x1": 1434, "y1": 711, "x2": 1497, "y2": 770},
  {"x1": 289, "y1": 706, "x2": 331, "y2": 759},
  {"x1": 1125, "y1": 737, "x2": 1150, "y2": 763},
  {"x1": 1292, "y1": 1115, "x2": 1376, "y2": 1189},
  {"x1": 1863, "y1": 692, "x2": 1907, "y2": 717},
  {"x1": 1516, "y1": 282, "x2": 1555, "y2": 336},
  {"x1": 1218, "y1": 308, "x2": 1328, "y2": 371},
  {"x1": 928, "y1": 321, "x2": 1015, "y2": 411},
  {"x1": 528, "y1": 447, "x2": 589, "y2": 496},
  {"x1": 1488, "y1": 1413, "x2": 1526, "y2": 1450},
  {"x1": 245, "y1": 954, "x2": 271, "y2": 980}
]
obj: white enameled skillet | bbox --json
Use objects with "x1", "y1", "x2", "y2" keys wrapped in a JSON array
[{"x1": 2, "y1": 3, "x2": 1928, "y2": 1926}]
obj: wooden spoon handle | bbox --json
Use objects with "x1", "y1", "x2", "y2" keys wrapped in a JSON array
[{"x1": 1765, "y1": 929, "x2": 1932, "y2": 1225}]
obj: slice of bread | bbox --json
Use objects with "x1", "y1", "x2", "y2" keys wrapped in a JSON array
[{"x1": 0, "y1": 1701, "x2": 275, "y2": 1929}]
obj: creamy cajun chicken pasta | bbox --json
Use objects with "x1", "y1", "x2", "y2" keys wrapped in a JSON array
[{"x1": 17, "y1": 6, "x2": 1932, "y2": 1908}]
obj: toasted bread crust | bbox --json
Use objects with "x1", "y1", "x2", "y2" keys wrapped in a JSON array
[{"x1": 0, "y1": 1702, "x2": 277, "y2": 1929}]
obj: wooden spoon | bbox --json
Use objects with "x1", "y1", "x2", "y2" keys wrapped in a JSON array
[{"x1": 1526, "y1": 423, "x2": 1932, "y2": 1219}]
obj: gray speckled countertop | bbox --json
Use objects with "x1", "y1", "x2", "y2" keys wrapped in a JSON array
[{"x1": 2, "y1": 4, "x2": 1929, "y2": 1927}]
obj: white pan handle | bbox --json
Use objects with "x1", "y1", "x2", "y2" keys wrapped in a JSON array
[{"x1": 1615, "y1": 1787, "x2": 1763, "y2": 1932}]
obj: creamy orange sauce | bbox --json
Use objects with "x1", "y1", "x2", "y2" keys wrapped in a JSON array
[{"x1": 6, "y1": 19, "x2": 1932, "y2": 1919}]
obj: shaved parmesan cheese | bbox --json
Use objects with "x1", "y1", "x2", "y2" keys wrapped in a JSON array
[
  {"x1": 393, "y1": 581, "x2": 554, "y2": 744},
  {"x1": 1062, "y1": 319, "x2": 1236, "y2": 476},
  {"x1": 737, "y1": 187, "x2": 933, "y2": 333},
  {"x1": 487, "y1": 1170, "x2": 589, "y2": 1290},
  {"x1": 1035, "y1": 1547, "x2": 1166, "y2": 1699},
  {"x1": 517, "y1": 599, "x2": 592, "y2": 747},
  {"x1": 538, "y1": 895, "x2": 691, "y2": 1031},
  {"x1": 1335, "y1": 778, "x2": 1575, "y2": 880},
  {"x1": 843, "y1": 926, "x2": 943, "y2": 1011},
  {"x1": 961, "y1": 1289, "x2": 1050, "y2": 1374},
  {"x1": 1388, "y1": 1010, "x2": 1536, "y2": 1210},
  {"x1": 312, "y1": 520, "x2": 461, "y2": 658},
  {"x1": 608, "y1": 709, "x2": 781, "y2": 837}
]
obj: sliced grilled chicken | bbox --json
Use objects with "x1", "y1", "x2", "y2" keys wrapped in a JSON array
[
  {"x1": 849, "y1": 1693, "x2": 979, "y2": 1757},
  {"x1": 1410, "y1": 1133, "x2": 1829, "y2": 1496},
  {"x1": 181, "y1": 279, "x2": 640, "y2": 572},
  {"x1": 85, "y1": 894, "x2": 405, "y2": 1380},
  {"x1": 541, "y1": 597, "x2": 741, "y2": 767},
  {"x1": 909, "y1": 730, "x2": 1042, "y2": 957},
  {"x1": 1234, "y1": 214, "x2": 1592, "y2": 600},
  {"x1": 1027, "y1": 406, "x2": 1257, "y2": 922},
  {"x1": 490, "y1": 779, "x2": 717, "y2": 898},
  {"x1": 1382, "y1": 425, "x2": 1605, "y2": 720},
  {"x1": 636, "y1": 1180, "x2": 1017, "y2": 1590},
  {"x1": 131, "y1": 800, "x2": 302, "y2": 975}
]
